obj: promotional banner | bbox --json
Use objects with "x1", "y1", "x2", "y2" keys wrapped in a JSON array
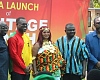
[
  {"x1": 51, "y1": 0, "x2": 90, "y2": 41},
  {"x1": 0, "y1": 0, "x2": 90, "y2": 44}
]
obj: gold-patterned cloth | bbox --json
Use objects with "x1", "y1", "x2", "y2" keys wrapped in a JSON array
[{"x1": 36, "y1": 41, "x2": 66, "y2": 73}]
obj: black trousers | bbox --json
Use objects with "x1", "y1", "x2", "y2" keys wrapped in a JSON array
[
  {"x1": 11, "y1": 71, "x2": 30, "y2": 80},
  {"x1": 62, "y1": 73, "x2": 81, "y2": 80}
]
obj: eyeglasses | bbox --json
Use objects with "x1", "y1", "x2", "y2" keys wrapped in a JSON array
[{"x1": 0, "y1": 26, "x2": 8, "y2": 31}]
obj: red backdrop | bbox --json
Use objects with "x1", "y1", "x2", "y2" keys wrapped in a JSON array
[{"x1": 0, "y1": 0, "x2": 90, "y2": 44}]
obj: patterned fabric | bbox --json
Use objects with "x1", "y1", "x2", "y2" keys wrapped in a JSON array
[
  {"x1": 56, "y1": 35, "x2": 89, "y2": 75},
  {"x1": 36, "y1": 41, "x2": 66, "y2": 76}
]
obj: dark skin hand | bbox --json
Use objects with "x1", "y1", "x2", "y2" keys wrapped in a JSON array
[
  {"x1": 81, "y1": 59, "x2": 87, "y2": 79},
  {"x1": 96, "y1": 61, "x2": 100, "y2": 69},
  {"x1": 24, "y1": 63, "x2": 33, "y2": 75}
]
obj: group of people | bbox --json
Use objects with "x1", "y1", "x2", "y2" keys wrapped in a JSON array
[{"x1": 0, "y1": 16, "x2": 100, "y2": 80}]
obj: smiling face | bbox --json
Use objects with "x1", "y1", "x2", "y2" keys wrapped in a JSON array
[
  {"x1": 65, "y1": 23, "x2": 75, "y2": 39},
  {"x1": 16, "y1": 17, "x2": 28, "y2": 34},
  {"x1": 42, "y1": 28, "x2": 50, "y2": 40},
  {"x1": 0, "y1": 21, "x2": 8, "y2": 36}
]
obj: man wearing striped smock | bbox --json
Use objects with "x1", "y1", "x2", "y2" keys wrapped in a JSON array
[{"x1": 56, "y1": 23, "x2": 89, "y2": 80}]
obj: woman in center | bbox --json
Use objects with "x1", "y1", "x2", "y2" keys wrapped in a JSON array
[{"x1": 32, "y1": 26, "x2": 66, "y2": 80}]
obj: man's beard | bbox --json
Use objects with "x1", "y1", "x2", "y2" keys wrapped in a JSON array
[{"x1": 96, "y1": 27, "x2": 100, "y2": 33}]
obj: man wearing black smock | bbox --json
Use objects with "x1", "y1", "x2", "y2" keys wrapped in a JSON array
[{"x1": 0, "y1": 21, "x2": 9, "y2": 80}]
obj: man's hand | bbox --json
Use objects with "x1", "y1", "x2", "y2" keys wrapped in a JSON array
[
  {"x1": 96, "y1": 61, "x2": 100, "y2": 69},
  {"x1": 24, "y1": 66, "x2": 30, "y2": 75},
  {"x1": 24, "y1": 64, "x2": 33, "y2": 75}
]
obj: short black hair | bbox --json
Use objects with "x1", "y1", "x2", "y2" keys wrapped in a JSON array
[
  {"x1": 16, "y1": 17, "x2": 25, "y2": 25},
  {"x1": 65, "y1": 23, "x2": 74, "y2": 27},
  {"x1": 65, "y1": 23, "x2": 74, "y2": 30}
]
